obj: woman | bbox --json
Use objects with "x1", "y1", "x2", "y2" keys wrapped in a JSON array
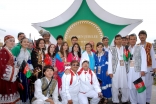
[
  {"x1": 0, "y1": 35, "x2": 20, "y2": 104},
  {"x1": 94, "y1": 42, "x2": 112, "y2": 103},
  {"x1": 44, "y1": 44, "x2": 58, "y2": 80},
  {"x1": 55, "y1": 42, "x2": 70, "y2": 90},
  {"x1": 11, "y1": 37, "x2": 33, "y2": 103},
  {"x1": 67, "y1": 43, "x2": 81, "y2": 62},
  {"x1": 80, "y1": 43, "x2": 95, "y2": 71},
  {"x1": 31, "y1": 38, "x2": 45, "y2": 79},
  {"x1": 32, "y1": 65, "x2": 61, "y2": 104}
]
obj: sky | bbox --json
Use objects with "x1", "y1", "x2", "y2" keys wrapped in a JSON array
[{"x1": 0, "y1": 0, "x2": 156, "y2": 44}]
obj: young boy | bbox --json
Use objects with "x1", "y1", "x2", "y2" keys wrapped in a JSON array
[{"x1": 32, "y1": 65, "x2": 61, "y2": 104}]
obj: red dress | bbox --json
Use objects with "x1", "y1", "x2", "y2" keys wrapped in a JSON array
[
  {"x1": 0, "y1": 47, "x2": 20, "y2": 104},
  {"x1": 44, "y1": 54, "x2": 58, "y2": 80},
  {"x1": 67, "y1": 52, "x2": 80, "y2": 62}
]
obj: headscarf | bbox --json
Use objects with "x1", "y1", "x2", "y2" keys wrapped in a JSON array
[{"x1": 4, "y1": 35, "x2": 14, "y2": 43}]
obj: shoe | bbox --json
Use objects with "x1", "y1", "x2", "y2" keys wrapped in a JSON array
[{"x1": 146, "y1": 102, "x2": 150, "y2": 104}]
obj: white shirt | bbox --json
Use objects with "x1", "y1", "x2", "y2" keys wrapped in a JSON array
[
  {"x1": 34, "y1": 78, "x2": 60, "y2": 103},
  {"x1": 128, "y1": 45, "x2": 147, "y2": 89},
  {"x1": 79, "y1": 69, "x2": 101, "y2": 93},
  {"x1": 61, "y1": 70, "x2": 80, "y2": 100}
]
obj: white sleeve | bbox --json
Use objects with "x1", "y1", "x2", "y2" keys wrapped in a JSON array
[
  {"x1": 52, "y1": 83, "x2": 60, "y2": 102},
  {"x1": 108, "y1": 50, "x2": 113, "y2": 74},
  {"x1": 141, "y1": 47, "x2": 147, "y2": 72},
  {"x1": 62, "y1": 74, "x2": 72, "y2": 100},
  {"x1": 92, "y1": 72, "x2": 101, "y2": 93},
  {"x1": 34, "y1": 79, "x2": 48, "y2": 101},
  {"x1": 150, "y1": 46, "x2": 156, "y2": 68}
]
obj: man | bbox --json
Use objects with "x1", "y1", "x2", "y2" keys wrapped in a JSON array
[
  {"x1": 138, "y1": 30, "x2": 156, "y2": 104},
  {"x1": 40, "y1": 30, "x2": 51, "y2": 53},
  {"x1": 128, "y1": 33, "x2": 147, "y2": 104},
  {"x1": 89, "y1": 41, "x2": 96, "y2": 53},
  {"x1": 55, "y1": 35, "x2": 63, "y2": 53},
  {"x1": 69, "y1": 36, "x2": 78, "y2": 52},
  {"x1": 122, "y1": 36, "x2": 128, "y2": 47},
  {"x1": 108, "y1": 34, "x2": 129, "y2": 104},
  {"x1": 78, "y1": 60, "x2": 102, "y2": 104},
  {"x1": 32, "y1": 65, "x2": 61, "y2": 104},
  {"x1": 102, "y1": 36, "x2": 109, "y2": 52},
  {"x1": 17, "y1": 32, "x2": 25, "y2": 42},
  {"x1": 61, "y1": 60, "x2": 80, "y2": 104}
]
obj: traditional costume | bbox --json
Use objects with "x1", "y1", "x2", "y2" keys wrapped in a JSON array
[
  {"x1": 32, "y1": 77, "x2": 61, "y2": 104},
  {"x1": 44, "y1": 53, "x2": 58, "y2": 80},
  {"x1": 67, "y1": 52, "x2": 81, "y2": 62},
  {"x1": 138, "y1": 42, "x2": 156, "y2": 103},
  {"x1": 0, "y1": 35, "x2": 20, "y2": 104},
  {"x1": 77, "y1": 67, "x2": 101, "y2": 104},
  {"x1": 94, "y1": 51, "x2": 112, "y2": 99},
  {"x1": 55, "y1": 52, "x2": 70, "y2": 91},
  {"x1": 31, "y1": 48, "x2": 45, "y2": 78},
  {"x1": 61, "y1": 69, "x2": 80, "y2": 104},
  {"x1": 108, "y1": 46, "x2": 129, "y2": 103},
  {"x1": 11, "y1": 43, "x2": 33, "y2": 103},
  {"x1": 128, "y1": 45, "x2": 147, "y2": 104},
  {"x1": 80, "y1": 51, "x2": 95, "y2": 71}
]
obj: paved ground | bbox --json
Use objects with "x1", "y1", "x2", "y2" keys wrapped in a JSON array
[
  {"x1": 151, "y1": 85, "x2": 156, "y2": 104},
  {"x1": 105, "y1": 85, "x2": 156, "y2": 104}
]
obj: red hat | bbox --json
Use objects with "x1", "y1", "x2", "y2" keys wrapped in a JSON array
[{"x1": 4, "y1": 35, "x2": 14, "y2": 43}]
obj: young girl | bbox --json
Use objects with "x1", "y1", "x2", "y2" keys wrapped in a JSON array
[
  {"x1": 44, "y1": 44, "x2": 58, "y2": 80},
  {"x1": 55, "y1": 42, "x2": 70, "y2": 90},
  {"x1": 94, "y1": 42, "x2": 112, "y2": 103},
  {"x1": 12, "y1": 37, "x2": 33, "y2": 103},
  {"x1": 67, "y1": 43, "x2": 81, "y2": 62}
]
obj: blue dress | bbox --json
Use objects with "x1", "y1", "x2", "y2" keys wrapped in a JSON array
[{"x1": 94, "y1": 51, "x2": 112, "y2": 98}]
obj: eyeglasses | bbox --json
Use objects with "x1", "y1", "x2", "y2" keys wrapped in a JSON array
[{"x1": 72, "y1": 64, "x2": 79, "y2": 66}]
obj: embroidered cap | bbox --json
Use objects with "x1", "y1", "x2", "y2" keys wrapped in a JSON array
[
  {"x1": 82, "y1": 59, "x2": 89, "y2": 64},
  {"x1": 4, "y1": 35, "x2": 14, "y2": 43}
]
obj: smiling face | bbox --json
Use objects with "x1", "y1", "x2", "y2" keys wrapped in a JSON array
[
  {"x1": 71, "y1": 61, "x2": 79, "y2": 72},
  {"x1": 39, "y1": 40, "x2": 45, "y2": 49},
  {"x1": 82, "y1": 61, "x2": 89, "y2": 70},
  {"x1": 49, "y1": 44, "x2": 55, "y2": 53},
  {"x1": 44, "y1": 68, "x2": 54, "y2": 79},
  {"x1": 43, "y1": 34, "x2": 50, "y2": 43},
  {"x1": 6, "y1": 38, "x2": 15, "y2": 49},
  {"x1": 18, "y1": 34, "x2": 25, "y2": 42},
  {"x1": 21, "y1": 38, "x2": 29, "y2": 49},
  {"x1": 96, "y1": 44, "x2": 103, "y2": 53},
  {"x1": 63, "y1": 43, "x2": 68, "y2": 51}
]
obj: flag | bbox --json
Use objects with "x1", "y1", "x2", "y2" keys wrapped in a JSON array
[
  {"x1": 123, "y1": 46, "x2": 131, "y2": 62},
  {"x1": 133, "y1": 77, "x2": 146, "y2": 93},
  {"x1": 23, "y1": 63, "x2": 32, "y2": 78},
  {"x1": 19, "y1": 60, "x2": 32, "y2": 78}
]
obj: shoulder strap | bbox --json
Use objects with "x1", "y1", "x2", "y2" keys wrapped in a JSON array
[{"x1": 42, "y1": 77, "x2": 53, "y2": 92}]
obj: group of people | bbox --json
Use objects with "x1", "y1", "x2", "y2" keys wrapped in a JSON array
[{"x1": 0, "y1": 30, "x2": 155, "y2": 104}]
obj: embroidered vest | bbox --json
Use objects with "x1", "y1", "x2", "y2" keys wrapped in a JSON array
[
  {"x1": 145, "y1": 42, "x2": 152, "y2": 67},
  {"x1": 109, "y1": 47, "x2": 118, "y2": 74},
  {"x1": 31, "y1": 77, "x2": 57, "y2": 102},
  {"x1": 138, "y1": 42, "x2": 152, "y2": 67},
  {"x1": 133, "y1": 45, "x2": 142, "y2": 72}
]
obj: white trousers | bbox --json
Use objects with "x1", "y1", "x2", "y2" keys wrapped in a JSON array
[
  {"x1": 78, "y1": 90, "x2": 100, "y2": 104},
  {"x1": 32, "y1": 99, "x2": 62, "y2": 104},
  {"x1": 145, "y1": 67, "x2": 153, "y2": 103},
  {"x1": 61, "y1": 94, "x2": 79, "y2": 104},
  {"x1": 129, "y1": 89, "x2": 146, "y2": 104},
  {"x1": 111, "y1": 83, "x2": 129, "y2": 103}
]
